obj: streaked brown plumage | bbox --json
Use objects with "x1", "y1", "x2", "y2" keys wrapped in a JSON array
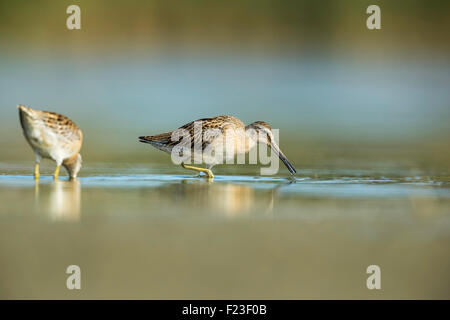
[
  {"x1": 141, "y1": 115, "x2": 243, "y2": 151},
  {"x1": 18, "y1": 104, "x2": 83, "y2": 179},
  {"x1": 139, "y1": 115, "x2": 296, "y2": 178}
]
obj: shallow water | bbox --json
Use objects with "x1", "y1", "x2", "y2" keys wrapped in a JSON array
[{"x1": 0, "y1": 163, "x2": 449, "y2": 299}]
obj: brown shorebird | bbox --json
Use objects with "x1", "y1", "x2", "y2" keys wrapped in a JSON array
[
  {"x1": 139, "y1": 115, "x2": 296, "y2": 178},
  {"x1": 18, "y1": 105, "x2": 83, "y2": 180}
]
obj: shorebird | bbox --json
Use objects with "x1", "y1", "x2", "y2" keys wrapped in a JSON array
[
  {"x1": 139, "y1": 115, "x2": 296, "y2": 178},
  {"x1": 18, "y1": 105, "x2": 83, "y2": 180}
]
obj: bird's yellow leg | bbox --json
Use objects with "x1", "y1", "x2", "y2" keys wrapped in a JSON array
[
  {"x1": 34, "y1": 162, "x2": 40, "y2": 180},
  {"x1": 181, "y1": 163, "x2": 214, "y2": 179},
  {"x1": 54, "y1": 165, "x2": 61, "y2": 180}
]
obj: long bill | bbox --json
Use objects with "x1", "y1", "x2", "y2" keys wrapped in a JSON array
[{"x1": 270, "y1": 141, "x2": 297, "y2": 175}]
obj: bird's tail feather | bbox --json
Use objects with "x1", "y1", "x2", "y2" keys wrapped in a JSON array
[{"x1": 139, "y1": 132, "x2": 172, "y2": 146}]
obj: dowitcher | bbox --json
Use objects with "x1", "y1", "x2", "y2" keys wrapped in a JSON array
[
  {"x1": 18, "y1": 105, "x2": 83, "y2": 180},
  {"x1": 139, "y1": 115, "x2": 296, "y2": 178}
]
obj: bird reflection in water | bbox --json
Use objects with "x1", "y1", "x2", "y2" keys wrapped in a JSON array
[
  {"x1": 34, "y1": 179, "x2": 81, "y2": 222},
  {"x1": 157, "y1": 180, "x2": 285, "y2": 217},
  {"x1": 206, "y1": 183, "x2": 255, "y2": 216}
]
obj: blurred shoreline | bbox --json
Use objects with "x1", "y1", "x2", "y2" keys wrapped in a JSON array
[{"x1": 1, "y1": 1, "x2": 449, "y2": 52}]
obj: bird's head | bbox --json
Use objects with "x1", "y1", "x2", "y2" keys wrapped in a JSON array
[
  {"x1": 246, "y1": 121, "x2": 296, "y2": 175},
  {"x1": 63, "y1": 154, "x2": 82, "y2": 179}
]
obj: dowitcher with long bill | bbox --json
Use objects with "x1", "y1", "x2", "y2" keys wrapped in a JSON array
[
  {"x1": 139, "y1": 115, "x2": 296, "y2": 179},
  {"x1": 18, "y1": 105, "x2": 83, "y2": 180}
]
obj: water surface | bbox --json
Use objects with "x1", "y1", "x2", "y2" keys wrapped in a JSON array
[{"x1": 0, "y1": 163, "x2": 449, "y2": 299}]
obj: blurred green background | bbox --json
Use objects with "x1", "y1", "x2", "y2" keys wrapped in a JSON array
[{"x1": 0, "y1": 0, "x2": 449, "y2": 172}]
